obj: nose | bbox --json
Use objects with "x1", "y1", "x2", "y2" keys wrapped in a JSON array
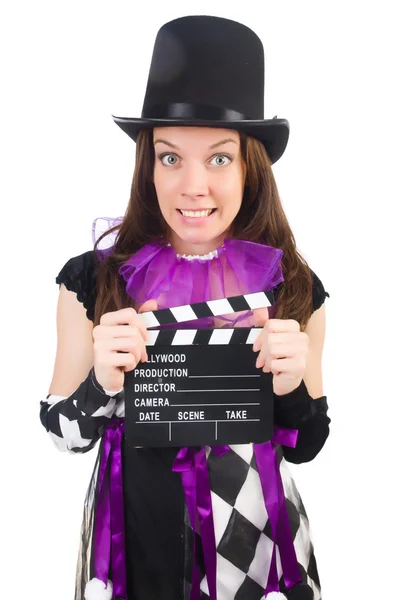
[{"x1": 180, "y1": 161, "x2": 209, "y2": 200}]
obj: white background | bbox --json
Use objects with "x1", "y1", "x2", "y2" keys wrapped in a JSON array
[{"x1": 1, "y1": 1, "x2": 396, "y2": 598}]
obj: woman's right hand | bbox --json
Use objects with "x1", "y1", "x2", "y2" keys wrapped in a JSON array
[{"x1": 92, "y1": 300, "x2": 158, "y2": 392}]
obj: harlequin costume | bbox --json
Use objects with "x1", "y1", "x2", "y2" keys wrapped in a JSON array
[{"x1": 39, "y1": 15, "x2": 331, "y2": 600}]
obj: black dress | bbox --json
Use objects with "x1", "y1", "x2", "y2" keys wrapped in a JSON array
[{"x1": 42, "y1": 250, "x2": 331, "y2": 600}]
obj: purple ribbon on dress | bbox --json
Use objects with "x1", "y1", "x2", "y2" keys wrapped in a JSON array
[
  {"x1": 94, "y1": 418, "x2": 127, "y2": 599},
  {"x1": 92, "y1": 422, "x2": 301, "y2": 600},
  {"x1": 172, "y1": 445, "x2": 230, "y2": 600},
  {"x1": 254, "y1": 425, "x2": 302, "y2": 594},
  {"x1": 173, "y1": 428, "x2": 302, "y2": 600}
]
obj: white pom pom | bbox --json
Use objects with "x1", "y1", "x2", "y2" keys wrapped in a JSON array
[
  {"x1": 84, "y1": 577, "x2": 113, "y2": 600},
  {"x1": 263, "y1": 594, "x2": 288, "y2": 599}
]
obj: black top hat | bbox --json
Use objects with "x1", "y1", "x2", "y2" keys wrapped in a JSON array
[{"x1": 112, "y1": 15, "x2": 289, "y2": 164}]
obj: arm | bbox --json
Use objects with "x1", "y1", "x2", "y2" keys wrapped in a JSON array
[
  {"x1": 274, "y1": 302, "x2": 331, "y2": 463},
  {"x1": 39, "y1": 284, "x2": 124, "y2": 454}
]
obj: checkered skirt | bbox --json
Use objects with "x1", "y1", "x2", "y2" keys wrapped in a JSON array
[{"x1": 182, "y1": 444, "x2": 322, "y2": 600}]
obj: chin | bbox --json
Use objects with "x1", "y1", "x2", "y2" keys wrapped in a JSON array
[{"x1": 176, "y1": 229, "x2": 223, "y2": 247}]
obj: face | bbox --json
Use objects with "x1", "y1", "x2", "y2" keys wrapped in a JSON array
[{"x1": 152, "y1": 126, "x2": 246, "y2": 255}]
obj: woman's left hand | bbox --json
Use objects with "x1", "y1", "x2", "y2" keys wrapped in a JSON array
[{"x1": 252, "y1": 307, "x2": 309, "y2": 396}]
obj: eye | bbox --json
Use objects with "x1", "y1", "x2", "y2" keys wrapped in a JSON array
[
  {"x1": 159, "y1": 153, "x2": 179, "y2": 166},
  {"x1": 210, "y1": 154, "x2": 232, "y2": 166}
]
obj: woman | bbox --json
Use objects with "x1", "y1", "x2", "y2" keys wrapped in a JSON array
[{"x1": 40, "y1": 15, "x2": 331, "y2": 600}]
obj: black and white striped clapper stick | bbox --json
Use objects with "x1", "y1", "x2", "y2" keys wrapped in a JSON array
[{"x1": 137, "y1": 290, "x2": 275, "y2": 346}]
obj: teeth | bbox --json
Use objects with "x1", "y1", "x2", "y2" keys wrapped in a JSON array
[{"x1": 180, "y1": 209, "x2": 213, "y2": 218}]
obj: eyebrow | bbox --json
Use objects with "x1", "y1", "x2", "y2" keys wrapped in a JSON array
[{"x1": 153, "y1": 138, "x2": 238, "y2": 150}]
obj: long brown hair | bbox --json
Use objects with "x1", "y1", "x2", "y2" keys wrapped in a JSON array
[{"x1": 93, "y1": 128, "x2": 313, "y2": 330}]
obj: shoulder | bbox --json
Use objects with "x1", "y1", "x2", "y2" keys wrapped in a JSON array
[
  {"x1": 309, "y1": 268, "x2": 330, "y2": 313},
  {"x1": 55, "y1": 250, "x2": 99, "y2": 322},
  {"x1": 273, "y1": 267, "x2": 330, "y2": 315}
]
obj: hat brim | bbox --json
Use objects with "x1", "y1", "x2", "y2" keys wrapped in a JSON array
[{"x1": 111, "y1": 116, "x2": 289, "y2": 165}]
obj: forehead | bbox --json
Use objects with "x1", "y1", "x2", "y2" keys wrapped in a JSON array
[{"x1": 152, "y1": 126, "x2": 240, "y2": 147}]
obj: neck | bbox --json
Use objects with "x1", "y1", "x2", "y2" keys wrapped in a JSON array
[{"x1": 169, "y1": 233, "x2": 227, "y2": 256}]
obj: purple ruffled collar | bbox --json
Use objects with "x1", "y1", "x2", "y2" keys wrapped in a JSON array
[
  {"x1": 119, "y1": 239, "x2": 283, "y2": 328},
  {"x1": 92, "y1": 217, "x2": 284, "y2": 328}
]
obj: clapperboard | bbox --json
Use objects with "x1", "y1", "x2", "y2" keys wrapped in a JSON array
[{"x1": 124, "y1": 291, "x2": 275, "y2": 447}]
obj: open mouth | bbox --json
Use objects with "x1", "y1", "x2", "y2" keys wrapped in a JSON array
[{"x1": 177, "y1": 209, "x2": 216, "y2": 218}]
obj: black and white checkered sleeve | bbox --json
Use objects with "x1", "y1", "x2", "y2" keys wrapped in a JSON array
[{"x1": 39, "y1": 367, "x2": 125, "y2": 454}]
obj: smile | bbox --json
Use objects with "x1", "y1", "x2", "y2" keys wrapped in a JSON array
[{"x1": 177, "y1": 209, "x2": 216, "y2": 218}]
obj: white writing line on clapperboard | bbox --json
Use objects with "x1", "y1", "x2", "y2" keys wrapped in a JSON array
[
  {"x1": 171, "y1": 403, "x2": 260, "y2": 407},
  {"x1": 177, "y1": 388, "x2": 260, "y2": 392},
  {"x1": 135, "y1": 419, "x2": 260, "y2": 423},
  {"x1": 189, "y1": 375, "x2": 260, "y2": 378}
]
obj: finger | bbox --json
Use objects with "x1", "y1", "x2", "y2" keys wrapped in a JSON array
[
  {"x1": 105, "y1": 329, "x2": 144, "y2": 352},
  {"x1": 103, "y1": 324, "x2": 145, "y2": 339},
  {"x1": 268, "y1": 357, "x2": 300, "y2": 375},
  {"x1": 252, "y1": 328, "x2": 264, "y2": 353},
  {"x1": 108, "y1": 334, "x2": 148, "y2": 370},
  {"x1": 99, "y1": 306, "x2": 151, "y2": 343},
  {"x1": 105, "y1": 324, "x2": 148, "y2": 362},
  {"x1": 138, "y1": 299, "x2": 159, "y2": 313},
  {"x1": 132, "y1": 316, "x2": 150, "y2": 344},
  {"x1": 267, "y1": 332, "x2": 304, "y2": 345},
  {"x1": 263, "y1": 318, "x2": 301, "y2": 333},
  {"x1": 120, "y1": 324, "x2": 148, "y2": 363},
  {"x1": 110, "y1": 348, "x2": 141, "y2": 370},
  {"x1": 100, "y1": 306, "x2": 138, "y2": 326},
  {"x1": 256, "y1": 344, "x2": 269, "y2": 369},
  {"x1": 252, "y1": 307, "x2": 269, "y2": 328},
  {"x1": 140, "y1": 332, "x2": 148, "y2": 363},
  {"x1": 255, "y1": 331, "x2": 270, "y2": 369},
  {"x1": 267, "y1": 341, "x2": 296, "y2": 359},
  {"x1": 98, "y1": 308, "x2": 149, "y2": 343}
]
